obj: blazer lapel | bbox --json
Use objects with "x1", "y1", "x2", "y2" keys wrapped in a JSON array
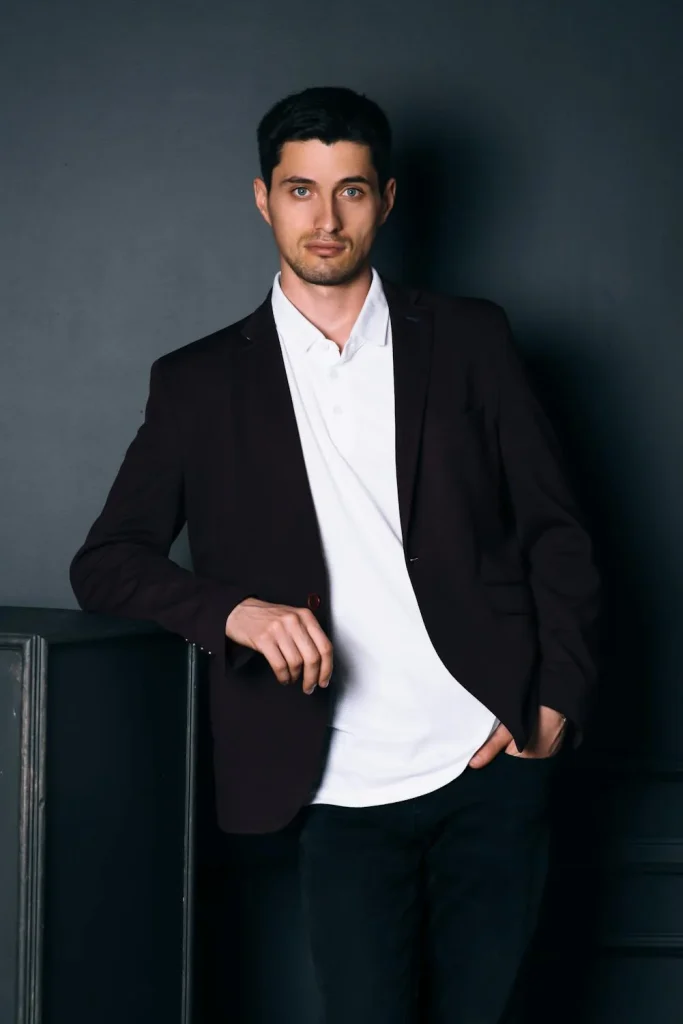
[
  {"x1": 229, "y1": 293, "x2": 328, "y2": 582},
  {"x1": 381, "y1": 276, "x2": 434, "y2": 550},
  {"x1": 234, "y1": 275, "x2": 434, "y2": 560}
]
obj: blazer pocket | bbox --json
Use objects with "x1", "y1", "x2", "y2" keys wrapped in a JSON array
[{"x1": 483, "y1": 581, "x2": 534, "y2": 614}]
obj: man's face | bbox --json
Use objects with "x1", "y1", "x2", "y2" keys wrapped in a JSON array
[{"x1": 254, "y1": 139, "x2": 395, "y2": 286}]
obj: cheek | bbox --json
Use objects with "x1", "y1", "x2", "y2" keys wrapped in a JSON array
[
  {"x1": 348, "y1": 211, "x2": 380, "y2": 242},
  {"x1": 339, "y1": 216, "x2": 367, "y2": 244},
  {"x1": 270, "y1": 205, "x2": 309, "y2": 241}
]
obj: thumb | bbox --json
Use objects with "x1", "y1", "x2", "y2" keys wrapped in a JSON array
[{"x1": 469, "y1": 724, "x2": 513, "y2": 768}]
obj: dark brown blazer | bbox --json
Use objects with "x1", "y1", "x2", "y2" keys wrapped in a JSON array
[{"x1": 70, "y1": 276, "x2": 601, "y2": 834}]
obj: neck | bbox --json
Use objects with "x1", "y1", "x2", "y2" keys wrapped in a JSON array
[{"x1": 278, "y1": 262, "x2": 373, "y2": 349}]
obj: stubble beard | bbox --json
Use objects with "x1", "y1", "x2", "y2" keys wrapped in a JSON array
[{"x1": 282, "y1": 244, "x2": 370, "y2": 287}]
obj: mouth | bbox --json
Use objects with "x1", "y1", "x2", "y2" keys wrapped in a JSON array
[{"x1": 306, "y1": 243, "x2": 346, "y2": 256}]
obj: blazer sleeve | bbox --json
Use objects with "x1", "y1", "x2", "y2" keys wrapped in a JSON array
[
  {"x1": 490, "y1": 307, "x2": 601, "y2": 746},
  {"x1": 69, "y1": 357, "x2": 257, "y2": 671}
]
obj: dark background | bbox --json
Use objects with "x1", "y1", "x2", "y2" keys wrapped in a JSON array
[{"x1": 2, "y1": 1, "x2": 682, "y2": 1021}]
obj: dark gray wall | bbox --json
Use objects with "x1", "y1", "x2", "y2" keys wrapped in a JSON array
[{"x1": 2, "y1": 1, "x2": 682, "y2": 1022}]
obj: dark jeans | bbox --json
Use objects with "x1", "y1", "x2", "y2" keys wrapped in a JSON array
[{"x1": 299, "y1": 751, "x2": 560, "y2": 1024}]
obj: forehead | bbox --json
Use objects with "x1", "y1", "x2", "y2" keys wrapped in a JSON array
[{"x1": 274, "y1": 139, "x2": 376, "y2": 181}]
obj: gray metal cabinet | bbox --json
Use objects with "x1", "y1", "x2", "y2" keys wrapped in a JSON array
[{"x1": 0, "y1": 608, "x2": 197, "y2": 1024}]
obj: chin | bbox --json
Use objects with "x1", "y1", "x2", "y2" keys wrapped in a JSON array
[{"x1": 290, "y1": 253, "x2": 366, "y2": 287}]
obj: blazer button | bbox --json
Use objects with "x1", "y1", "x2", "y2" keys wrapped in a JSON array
[{"x1": 307, "y1": 592, "x2": 321, "y2": 611}]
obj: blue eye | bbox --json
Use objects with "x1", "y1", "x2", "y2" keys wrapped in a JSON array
[{"x1": 291, "y1": 186, "x2": 363, "y2": 198}]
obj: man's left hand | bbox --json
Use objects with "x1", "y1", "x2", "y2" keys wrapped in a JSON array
[{"x1": 468, "y1": 705, "x2": 568, "y2": 768}]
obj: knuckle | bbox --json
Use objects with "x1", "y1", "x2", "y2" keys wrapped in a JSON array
[{"x1": 268, "y1": 618, "x2": 288, "y2": 637}]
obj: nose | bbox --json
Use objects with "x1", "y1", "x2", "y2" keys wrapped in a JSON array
[{"x1": 313, "y1": 195, "x2": 343, "y2": 235}]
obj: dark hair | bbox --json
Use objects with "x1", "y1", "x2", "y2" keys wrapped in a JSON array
[{"x1": 257, "y1": 86, "x2": 392, "y2": 192}]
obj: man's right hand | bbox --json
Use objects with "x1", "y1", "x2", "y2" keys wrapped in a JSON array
[{"x1": 225, "y1": 597, "x2": 333, "y2": 694}]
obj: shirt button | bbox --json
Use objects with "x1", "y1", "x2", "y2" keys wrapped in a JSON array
[
  {"x1": 330, "y1": 368, "x2": 338, "y2": 379},
  {"x1": 332, "y1": 405, "x2": 342, "y2": 415},
  {"x1": 307, "y1": 593, "x2": 321, "y2": 611}
]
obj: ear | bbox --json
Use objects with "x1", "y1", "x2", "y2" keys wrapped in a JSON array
[
  {"x1": 253, "y1": 178, "x2": 272, "y2": 226},
  {"x1": 379, "y1": 178, "x2": 397, "y2": 225}
]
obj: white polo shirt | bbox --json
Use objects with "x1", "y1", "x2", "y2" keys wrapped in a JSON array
[{"x1": 271, "y1": 267, "x2": 498, "y2": 807}]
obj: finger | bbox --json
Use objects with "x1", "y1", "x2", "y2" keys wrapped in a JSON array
[
  {"x1": 299, "y1": 610, "x2": 334, "y2": 687},
  {"x1": 252, "y1": 612, "x2": 332, "y2": 693},
  {"x1": 267, "y1": 612, "x2": 313, "y2": 687},
  {"x1": 273, "y1": 624, "x2": 309, "y2": 686},
  {"x1": 287, "y1": 616, "x2": 328, "y2": 694},
  {"x1": 259, "y1": 636, "x2": 297, "y2": 686},
  {"x1": 262, "y1": 614, "x2": 320, "y2": 693},
  {"x1": 468, "y1": 742, "x2": 503, "y2": 768},
  {"x1": 469, "y1": 726, "x2": 512, "y2": 768}
]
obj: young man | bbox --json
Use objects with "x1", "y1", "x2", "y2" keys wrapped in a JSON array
[{"x1": 70, "y1": 86, "x2": 600, "y2": 1022}]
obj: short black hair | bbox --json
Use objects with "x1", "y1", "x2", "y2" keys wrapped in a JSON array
[{"x1": 257, "y1": 86, "x2": 393, "y2": 192}]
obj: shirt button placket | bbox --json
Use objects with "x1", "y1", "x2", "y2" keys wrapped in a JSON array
[{"x1": 330, "y1": 359, "x2": 343, "y2": 425}]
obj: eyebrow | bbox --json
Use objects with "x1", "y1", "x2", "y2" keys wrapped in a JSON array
[{"x1": 278, "y1": 175, "x2": 374, "y2": 188}]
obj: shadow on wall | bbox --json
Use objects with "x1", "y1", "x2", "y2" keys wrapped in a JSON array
[
  {"x1": 373, "y1": 112, "x2": 522, "y2": 292},
  {"x1": 511, "y1": 333, "x2": 658, "y2": 1023}
]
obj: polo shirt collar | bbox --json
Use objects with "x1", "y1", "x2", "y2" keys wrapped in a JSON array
[{"x1": 271, "y1": 266, "x2": 388, "y2": 356}]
